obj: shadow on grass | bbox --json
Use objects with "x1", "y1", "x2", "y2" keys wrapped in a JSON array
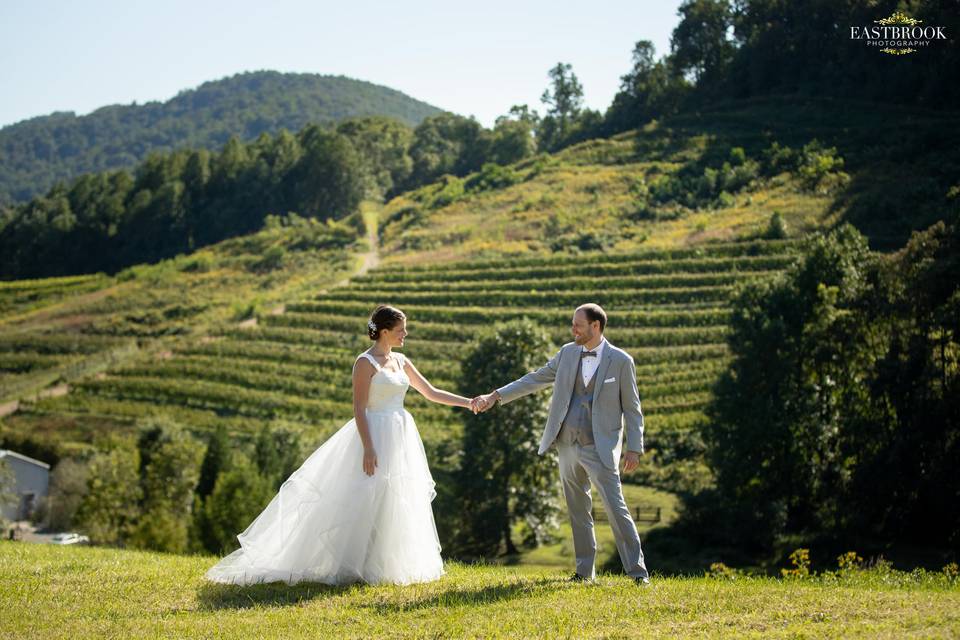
[
  {"x1": 195, "y1": 573, "x2": 567, "y2": 612},
  {"x1": 361, "y1": 576, "x2": 565, "y2": 613},
  {"x1": 196, "y1": 580, "x2": 358, "y2": 610}
]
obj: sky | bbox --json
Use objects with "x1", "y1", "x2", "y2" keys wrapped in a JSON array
[{"x1": 1, "y1": 1, "x2": 684, "y2": 130}]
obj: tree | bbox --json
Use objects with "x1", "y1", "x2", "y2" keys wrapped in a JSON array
[
  {"x1": 196, "y1": 424, "x2": 230, "y2": 499},
  {"x1": 198, "y1": 452, "x2": 274, "y2": 554},
  {"x1": 453, "y1": 320, "x2": 562, "y2": 557},
  {"x1": 336, "y1": 116, "x2": 414, "y2": 199},
  {"x1": 503, "y1": 104, "x2": 540, "y2": 127},
  {"x1": 406, "y1": 113, "x2": 489, "y2": 189},
  {"x1": 670, "y1": 0, "x2": 735, "y2": 86},
  {"x1": 128, "y1": 418, "x2": 205, "y2": 553},
  {"x1": 700, "y1": 218, "x2": 960, "y2": 551},
  {"x1": 0, "y1": 458, "x2": 17, "y2": 525},
  {"x1": 605, "y1": 41, "x2": 689, "y2": 135},
  {"x1": 42, "y1": 457, "x2": 89, "y2": 531},
  {"x1": 252, "y1": 424, "x2": 305, "y2": 491},
  {"x1": 539, "y1": 63, "x2": 584, "y2": 151},
  {"x1": 74, "y1": 437, "x2": 142, "y2": 546},
  {"x1": 705, "y1": 225, "x2": 875, "y2": 547},
  {"x1": 488, "y1": 118, "x2": 536, "y2": 167},
  {"x1": 287, "y1": 125, "x2": 365, "y2": 220},
  {"x1": 846, "y1": 217, "x2": 960, "y2": 546}
]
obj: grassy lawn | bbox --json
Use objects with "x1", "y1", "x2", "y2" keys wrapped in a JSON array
[
  {"x1": 513, "y1": 483, "x2": 680, "y2": 570},
  {"x1": 2, "y1": 541, "x2": 957, "y2": 639}
]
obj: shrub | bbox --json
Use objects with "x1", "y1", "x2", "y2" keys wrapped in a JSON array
[
  {"x1": 430, "y1": 175, "x2": 465, "y2": 208},
  {"x1": 549, "y1": 231, "x2": 616, "y2": 253},
  {"x1": 465, "y1": 163, "x2": 521, "y2": 192},
  {"x1": 708, "y1": 562, "x2": 742, "y2": 579},
  {"x1": 837, "y1": 551, "x2": 864, "y2": 572},
  {"x1": 797, "y1": 140, "x2": 849, "y2": 193},
  {"x1": 715, "y1": 191, "x2": 735, "y2": 208},
  {"x1": 251, "y1": 246, "x2": 286, "y2": 273},
  {"x1": 943, "y1": 562, "x2": 959, "y2": 580},
  {"x1": 781, "y1": 548, "x2": 811, "y2": 579},
  {"x1": 761, "y1": 142, "x2": 799, "y2": 174},
  {"x1": 765, "y1": 211, "x2": 789, "y2": 239},
  {"x1": 180, "y1": 253, "x2": 214, "y2": 273}
]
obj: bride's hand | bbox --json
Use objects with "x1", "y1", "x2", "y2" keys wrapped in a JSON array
[
  {"x1": 363, "y1": 447, "x2": 378, "y2": 476},
  {"x1": 469, "y1": 396, "x2": 483, "y2": 414}
]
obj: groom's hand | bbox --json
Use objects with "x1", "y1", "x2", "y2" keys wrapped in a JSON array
[
  {"x1": 621, "y1": 451, "x2": 641, "y2": 474},
  {"x1": 469, "y1": 391, "x2": 499, "y2": 413},
  {"x1": 479, "y1": 390, "x2": 500, "y2": 412}
]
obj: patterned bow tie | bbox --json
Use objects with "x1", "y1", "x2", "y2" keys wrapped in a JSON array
[{"x1": 581, "y1": 351, "x2": 597, "y2": 358}]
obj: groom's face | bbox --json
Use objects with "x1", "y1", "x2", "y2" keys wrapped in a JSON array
[{"x1": 571, "y1": 310, "x2": 598, "y2": 345}]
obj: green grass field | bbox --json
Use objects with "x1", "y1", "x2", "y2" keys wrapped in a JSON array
[{"x1": 2, "y1": 541, "x2": 958, "y2": 639}]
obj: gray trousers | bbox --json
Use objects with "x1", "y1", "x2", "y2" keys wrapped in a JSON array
[{"x1": 557, "y1": 440, "x2": 648, "y2": 580}]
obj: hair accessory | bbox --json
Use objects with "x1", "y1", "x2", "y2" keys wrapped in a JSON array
[{"x1": 367, "y1": 320, "x2": 377, "y2": 331}]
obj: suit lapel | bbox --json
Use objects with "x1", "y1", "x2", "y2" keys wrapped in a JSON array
[{"x1": 592, "y1": 340, "x2": 614, "y2": 405}]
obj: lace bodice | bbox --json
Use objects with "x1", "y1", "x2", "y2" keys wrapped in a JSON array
[{"x1": 357, "y1": 352, "x2": 410, "y2": 413}]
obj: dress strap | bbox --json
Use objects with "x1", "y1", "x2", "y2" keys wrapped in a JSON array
[{"x1": 358, "y1": 352, "x2": 381, "y2": 370}]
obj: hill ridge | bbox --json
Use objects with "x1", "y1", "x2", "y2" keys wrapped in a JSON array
[{"x1": 0, "y1": 69, "x2": 445, "y2": 206}]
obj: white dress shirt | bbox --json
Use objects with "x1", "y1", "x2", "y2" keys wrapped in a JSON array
[{"x1": 580, "y1": 337, "x2": 606, "y2": 387}]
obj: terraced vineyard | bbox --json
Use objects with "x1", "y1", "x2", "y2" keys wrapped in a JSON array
[
  {"x1": 0, "y1": 215, "x2": 363, "y2": 437},
  {"x1": 14, "y1": 237, "x2": 800, "y2": 488},
  {"x1": 0, "y1": 275, "x2": 140, "y2": 406}
]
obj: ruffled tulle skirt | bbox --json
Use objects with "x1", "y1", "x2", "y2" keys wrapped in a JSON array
[{"x1": 204, "y1": 407, "x2": 445, "y2": 586}]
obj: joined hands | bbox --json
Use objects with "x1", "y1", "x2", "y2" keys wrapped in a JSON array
[{"x1": 469, "y1": 391, "x2": 500, "y2": 414}]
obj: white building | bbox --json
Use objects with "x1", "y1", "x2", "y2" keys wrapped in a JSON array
[{"x1": 0, "y1": 449, "x2": 50, "y2": 522}]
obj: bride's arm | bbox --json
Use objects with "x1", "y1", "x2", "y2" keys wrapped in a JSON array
[
  {"x1": 352, "y1": 359, "x2": 379, "y2": 476},
  {"x1": 404, "y1": 358, "x2": 473, "y2": 410}
]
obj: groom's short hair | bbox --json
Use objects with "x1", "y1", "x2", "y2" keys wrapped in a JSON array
[{"x1": 576, "y1": 303, "x2": 607, "y2": 332}]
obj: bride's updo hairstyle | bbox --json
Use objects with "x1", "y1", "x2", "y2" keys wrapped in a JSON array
[{"x1": 367, "y1": 304, "x2": 405, "y2": 340}]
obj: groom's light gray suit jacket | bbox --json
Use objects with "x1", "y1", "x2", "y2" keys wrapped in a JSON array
[{"x1": 496, "y1": 339, "x2": 644, "y2": 470}]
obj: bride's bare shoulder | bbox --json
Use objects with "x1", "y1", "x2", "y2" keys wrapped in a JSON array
[{"x1": 354, "y1": 352, "x2": 376, "y2": 371}]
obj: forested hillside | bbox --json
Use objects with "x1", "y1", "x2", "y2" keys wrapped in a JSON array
[{"x1": 0, "y1": 70, "x2": 443, "y2": 206}]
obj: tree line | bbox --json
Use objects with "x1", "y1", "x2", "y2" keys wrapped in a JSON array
[
  {"x1": 681, "y1": 214, "x2": 959, "y2": 556},
  {"x1": 0, "y1": 70, "x2": 442, "y2": 207},
  {"x1": 604, "y1": 0, "x2": 960, "y2": 135}
]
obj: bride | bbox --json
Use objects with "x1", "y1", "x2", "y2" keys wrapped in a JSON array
[{"x1": 205, "y1": 304, "x2": 476, "y2": 586}]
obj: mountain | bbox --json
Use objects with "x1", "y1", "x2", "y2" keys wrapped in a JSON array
[{"x1": 0, "y1": 70, "x2": 445, "y2": 206}]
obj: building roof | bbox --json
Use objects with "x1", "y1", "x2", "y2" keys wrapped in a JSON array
[{"x1": 0, "y1": 449, "x2": 51, "y2": 470}]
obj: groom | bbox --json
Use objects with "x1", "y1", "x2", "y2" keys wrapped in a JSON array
[{"x1": 472, "y1": 303, "x2": 650, "y2": 586}]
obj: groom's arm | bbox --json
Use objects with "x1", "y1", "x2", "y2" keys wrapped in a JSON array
[
  {"x1": 494, "y1": 347, "x2": 564, "y2": 406},
  {"x1": 619, "y1": 355, "x2": 645, "y2": 454}
]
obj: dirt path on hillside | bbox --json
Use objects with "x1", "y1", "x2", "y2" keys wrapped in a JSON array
[
  {"x1": 238, "y1": 219, "x2": 381, "y2": 328},
  {"x1": 0, "y1": 282, "x2": 130, "y2": 331},
  {"x1": 331, "y1": 220, "x2": 380, "y2": 290}
]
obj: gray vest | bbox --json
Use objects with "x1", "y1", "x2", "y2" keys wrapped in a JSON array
[{"x1": 558, "y1": 353, "x2": 596, "y2": 446}]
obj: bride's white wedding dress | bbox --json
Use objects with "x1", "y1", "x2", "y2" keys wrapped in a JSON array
[{"x1": 205, "y1": 351, "x2": 445, "y2": 586}]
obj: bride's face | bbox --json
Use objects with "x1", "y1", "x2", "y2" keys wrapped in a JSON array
[{"x1": 382, "y1": 318, "x2": 408, "y2": 348}]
